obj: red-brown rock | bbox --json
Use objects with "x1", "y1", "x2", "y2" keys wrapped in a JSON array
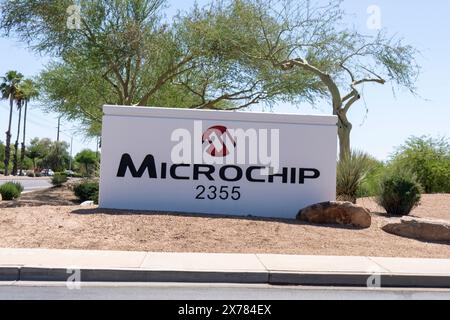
[
  {"x1": 297, "y1": 201, "x2": 372, "y2": 229},
  {"x1": 383, "y1": 217, "x2": 450, "y2": 242}
]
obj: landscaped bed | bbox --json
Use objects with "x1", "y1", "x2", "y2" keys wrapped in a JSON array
[{"x1": 0, "y1": 188, "x2": 449, "y2": 258}]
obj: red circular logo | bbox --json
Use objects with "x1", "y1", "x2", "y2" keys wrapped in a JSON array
[{"x1": 202, "y1": 126, "x2": 237, "y2": 157}]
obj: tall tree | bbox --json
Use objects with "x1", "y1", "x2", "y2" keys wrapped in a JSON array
[
  {"x1": 212, "y1": 0, "x2": 419, "y2": 159},
  {"x1": 0, "y1": 70, "x2": 23, "y2": 175},
  {"x1": 12, "y1": 88, "x2": 24, "y2": 176},
  {"x1": 75, "y1": 149, "x2": 98, "y2": 177},
  {"x1": 1, "y1": 0, "x2": 321, "y2": 136},
  {"x1": 18, "y1": 79, "x2": 39, "y2": 175},
  {"x1": 27, "y1": 138, "x2": 51, "y2": 175}
]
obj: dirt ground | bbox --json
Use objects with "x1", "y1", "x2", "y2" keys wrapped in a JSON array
[
  {"x1": 0, "y1": 187, "x2": 79, "y2": 208},
  {"x1": 0, "y1": 187, "x2": 449, "y2": 258},
  {"x1": 357, "y1": 194, "x2": 450, "y2": 221}
]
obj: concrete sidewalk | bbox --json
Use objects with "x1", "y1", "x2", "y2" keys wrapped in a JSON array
[{"x1": 1, "y1": 248, "x2": 450, "y2": 288}]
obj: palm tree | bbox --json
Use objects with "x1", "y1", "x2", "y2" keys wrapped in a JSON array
[
  {"x1": 12, "y1": 89, "x2": 25, "y2": 176},
  {"x1": 19, "y1": 79, "x2": 39, "y2": 176},
  {"x1": 0, "y1": 71, "x2": 23, "y2": 176}
]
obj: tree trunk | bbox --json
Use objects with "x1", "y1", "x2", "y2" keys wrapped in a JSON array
[
  {"x1": 3, "y1": 96, "x2": 14, "y2": 176},
  {"x1": 12, "y1": 100, "x2": 22, "y2": 176},
  {"x1": 19, "y1": 100, "x2": 28, "y2": 176},
  {"x1": 337, "y1": 111, "x2": 352, "y2": 161},
  {"x1": 32, "y1": 158, "x2": 36, "y2": 177}
]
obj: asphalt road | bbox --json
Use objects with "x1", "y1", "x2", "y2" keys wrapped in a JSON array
[
  {"x1": 0, "y1": 178, "x2": 52, "y2": 192},
  {"x1": 1, "y1": 282, "x2": 450, "y2": 300}
]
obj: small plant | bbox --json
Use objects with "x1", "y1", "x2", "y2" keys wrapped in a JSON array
[
  {"x1": 0, "y1": 182, "x2": 22, "y2": 200},
  {"x1": 51, "y1": 173, "x2": 68, "y2": 187},
  {"x1": 336, "y1": 150, "x2": 373, "y2": 203},
  {"x1": 74, "y1": 180, "x2": 99, "y2": 204},
  {"x1": 9, "y1": 181, "x2": 24, "y2": 193},
  {"x1": 391, "y1": 136, "x2": 450, "y2": 193},
  {"x1": 377, "y1": 172, "x2": 422, "y2": 216}
]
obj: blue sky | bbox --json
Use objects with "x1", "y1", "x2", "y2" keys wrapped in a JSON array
[{"x1": 0, "y1": 0, "x2": 449, "y2": 159}]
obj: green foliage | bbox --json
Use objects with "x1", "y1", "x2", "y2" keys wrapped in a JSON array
[
  {"x1": 9, "y1": 181, "x2": 24, "y2": 193},
  {"x1": 51, "y1": 173, "x2": 68, "y2": 187},
  {"x1": 391, "y1": 136, "x2": 450, "y2": 193},
  {"x1": 1, "y1": 71, "x2": 23, "y2": 100},
  {"x1": 377, "y1": 171, "x2": 422, "y2": 216},
  {"x1": 336, "y1": 150, "x2": 374, "y2": 203},
  {"x1": 27, "y1": 138, "x2": 70, "y2": 172},
  {"x1": 1, "y1": 0, "x2": 328, "y2": 136},
  {"x1": 75, "y1": 149, "x2": 98, "y2": 177},
  {"x1": 0, "y1": 182, "x2": 22, "y2": 200},
  {"x1": 357, "y1": 159, "x2": 386, "y2": 198},
  {"x1": 74, "y1": 180, "x2": 99, "y2": 204}
]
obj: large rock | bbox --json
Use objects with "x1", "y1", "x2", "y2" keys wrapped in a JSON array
[
  {"x1": 297, "y1": 201, "x2": 372, "y2": 229},
  {"x1": 383, "y1": 217, "x2": 450, "y2": 242}
]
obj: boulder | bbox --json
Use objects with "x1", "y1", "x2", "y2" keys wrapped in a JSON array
[
  {"x1": 383, "y1": 217, "x2": 450, "y2": 242},
  {"x1": 297, "y1": 201, "x2": 372, "y2": 229},
  {"x1": 80, "y1": 200, "x2": 95, "y2": 207}
]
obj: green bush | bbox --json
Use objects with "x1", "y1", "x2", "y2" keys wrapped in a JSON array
[
  {"x1": 391, "y1": 136, "x2": 450, "y2": 193},
  {"x1": 10, "y1": 181, "x2": 24, "y2": 193},
  {"x1": 377, "y1": 172, "x2": 422, "y2": 216},
  {"x1": 74, "y1": 180, "x2": 99, "y2": 204},
  {"x1": 51, "y1": 173, "x2": 68, "y2": 187},
  {"x1": 357, "y1": 159, "x2": 385, "y2": 198},
  {"x1": 337, "y1": 150, "x2": 374, "y2": 203},
  {"x1": 27, "y1": 172, "x2": 35, "y2": 177},
  {"x1": 0, "y1": 182, "x2": 22, "y2": 200}
]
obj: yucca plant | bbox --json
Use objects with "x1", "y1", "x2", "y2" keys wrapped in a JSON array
[{"x1": 336, "y1": 150, "x2": 373, "y2": 203}]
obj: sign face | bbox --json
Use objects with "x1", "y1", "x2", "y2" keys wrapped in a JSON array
[{"x1": 99, "y1": 105, "x2": 337, "y2": 219}]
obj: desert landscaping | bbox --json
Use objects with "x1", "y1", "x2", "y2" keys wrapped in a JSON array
[{"x1": 0, "y1": 185, "x2": 448, "y2": 259}]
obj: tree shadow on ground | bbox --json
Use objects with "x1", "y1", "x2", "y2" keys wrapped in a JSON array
[{"x1": 0, "y1": 186, "x2": 80, "y2": 208}]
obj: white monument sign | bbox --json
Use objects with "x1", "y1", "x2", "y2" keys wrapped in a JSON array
[{"x1": 99, "y1": 105, "x2": 337, "y2": 219}]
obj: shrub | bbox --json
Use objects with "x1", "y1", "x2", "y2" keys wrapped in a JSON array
[
  {"x1": 337, "y1": 150, "x2": 374, "y2": 203},
  {"x1": 377, "y1": 172, "x2": 422, "y2": 216},
  {"x1": 9, "y1": 181, "x2": 24, "y2": 193},
  {"x1": 74, "y1": 180, "x2": 99, "y2": 204},
  {"x1": 51, "y1": 173, "x2": 68, "y2": 187},
  {"x1": 357, "y1": 159, "x2": 385, "y2": 198},
  {"x1": 27, "y1": 172, "x2": 35, "y2": 177},
  {"x1": 391, "y1": 136, "x2": 450, "y2": 193},
  {"x1": 0, "y1": 182, "x2": 22, "y2": 200}
]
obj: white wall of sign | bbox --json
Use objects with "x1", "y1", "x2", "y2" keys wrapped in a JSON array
[{"x1": 99, "y1": 105, "x2": 337, "y2": 219}]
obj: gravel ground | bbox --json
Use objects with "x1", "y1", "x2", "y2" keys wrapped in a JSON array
[
  {"x1": 0, "y1": 193, "x2": 449, "y2": 258},
  {"x1": 357, "y1": 194, "x2": 450, "y2": 221}
]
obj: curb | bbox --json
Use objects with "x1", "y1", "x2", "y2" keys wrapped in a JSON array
[
  {"x1": 18, "y1": 268, "x2": 268, "y2": 284},
  {"x1": 2, "y1": 267, "x2": 450, "y2": 288}
]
